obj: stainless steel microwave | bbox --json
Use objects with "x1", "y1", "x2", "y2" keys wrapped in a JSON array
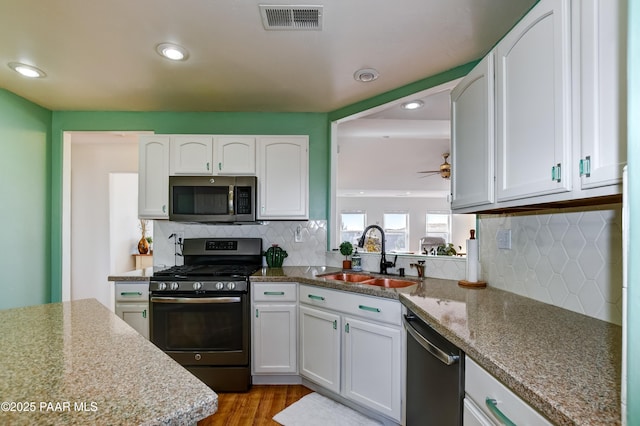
[{"x1": 169, "y1": 176, "x2": 257, "y2": 223}]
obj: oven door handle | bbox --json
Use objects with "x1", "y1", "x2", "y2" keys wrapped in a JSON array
[{"x1": 151, "y1": 296, "x2": 241, "y2": 304}]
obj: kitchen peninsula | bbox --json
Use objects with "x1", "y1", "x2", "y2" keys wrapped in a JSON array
[{"x1": 0, "y1": 298, "x2": 217, "y2": 425}]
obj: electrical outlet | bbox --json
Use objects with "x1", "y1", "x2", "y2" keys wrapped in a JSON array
[
  {"x1": 294, "y1": 225, "x2": 303, "y2": 243},
  {"x1": 496, "y1": 229, "x2": 512, "y2": 250}
]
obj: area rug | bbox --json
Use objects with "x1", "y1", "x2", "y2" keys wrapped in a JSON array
[{"x1": 273, "y1": 392, "x2": 383, "y2": 426}]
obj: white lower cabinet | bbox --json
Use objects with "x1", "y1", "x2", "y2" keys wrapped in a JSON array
[
  {"x1": 299, "y1": 305, "x2": 341, "y2": 393},
  {"x1": 463, "y1": 398, "x2": 494, "y2": 426},
  {"x1": 252, "y1": 282, "x2": 298, "y2": 376},
  {"x1": 299, "y1": 285, "x2": 403, "y2": 423},
  {"x1": 114, "y1": 282, "x2": 149, "y2": 339},
  {"x1": 343, "y1": 316, "x2": 402, "y2": 420},
  {"x1": 464, "y1": 356, "x2": 552, "y2": 425}
]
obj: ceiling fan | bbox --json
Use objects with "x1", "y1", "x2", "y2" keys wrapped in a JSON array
[{"x1": 418, "y1": 153, "x2": 451, "y2": 179}]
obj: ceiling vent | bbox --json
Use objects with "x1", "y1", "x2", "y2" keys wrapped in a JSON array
[{"x1": 259, "y1": 5, "x2": 323, "y2": 30}]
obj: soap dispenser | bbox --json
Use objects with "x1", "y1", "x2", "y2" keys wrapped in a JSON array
[{"x1": 351, "y1": 248, "x2": 362, "y2": 271}]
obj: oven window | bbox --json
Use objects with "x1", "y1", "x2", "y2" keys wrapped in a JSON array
[
  {"x1": 173, "y1": 186, "x2": 230, "y2": 215},
  {"x1": 156, "y1": 301, "x2": 244, "y2": 351}
]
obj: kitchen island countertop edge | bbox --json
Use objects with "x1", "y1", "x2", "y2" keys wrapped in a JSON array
[{"x1": 0, "y1": 298, "x2": 217, "y2": 425}]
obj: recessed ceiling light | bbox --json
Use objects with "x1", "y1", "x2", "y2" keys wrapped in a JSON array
[
  {"x1": 156, "y1": 43, "x2": 189, "y2": 61},
  {"x1": 8, "y1": 62, "x2": 46, "y2": 78},
  {"x1": 401, "y1": 100, "x2": 424, "y2": 110},
  {"x1": 353, "y1": 68, "x2": 379, "y2": 82}
]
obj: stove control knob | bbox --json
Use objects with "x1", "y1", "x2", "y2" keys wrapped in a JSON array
[
  {"x1": 193, "y1": 282, "x2": 202, "y2": 291},
  {"x1": 227, "y1": 282, "x2": 236, "y2": 290},
  {"x1": 215, "y1": 282, "x2": 225, "y2": 290},
  {"x1": 170, "y1": 282, "x2": 179, "y2": 291},
  {"x1": 157, "y1": 282, "x2": 167, "y2": 291}
]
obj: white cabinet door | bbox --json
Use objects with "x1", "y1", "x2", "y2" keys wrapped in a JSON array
[
  {"x1": 463, "y1": 398, "x2": 495, "y2": 426},
  {"x1": 451, "y1": 52, "x2": 495, "y2": 210},
  {"x1": 215, "y1": 136, "x2": 256, "y2": 175},
  {"x1": 253, "y1": 304, "x2": 297, "y2": 374},
  {"x1": 496, "y1": 0, "x2": 572, "y2": 202},
  {"x1": 343, "y1": 316, "x2": 402, "y2": 422},
  {"x1": 577, "y1": 0, "x2": 627, "y2": 190},
  {"x1": 465, "y1": 356, "x2": 552, "y2": 425},
  {"x1": 115, "y1": 303, "x2": 149, "y2": 339},
  {"x1": 170, "y1": 135, "x2": 214, "y2": 175},
  {"x1": 257, "y1": 136, "x2": 309, "y2": 219},
  {"x1": 138, "y1": 135, "x2": 170, "y2": 219},
  {"x1": 299, "y1": 305, "x2": 341, "y2": 393}
]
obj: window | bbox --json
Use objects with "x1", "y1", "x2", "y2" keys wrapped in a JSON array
[
  {"x1": 425, "y1": 212, "x2": 451, "y2": 242},
  {"x1": 340, "y1": 212, "x2": 366, "y2": 245},
  {"x1": 384, "y1": 212, "x2": 408, "y2": 251}
]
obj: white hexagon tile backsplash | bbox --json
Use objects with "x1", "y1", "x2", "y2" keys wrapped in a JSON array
[
  {"x1": 153, "y1": 220, "x2": 328, "y2": 268},
  {"x1": 479, "y1": 204, "x2": 623, "y2": 325}
]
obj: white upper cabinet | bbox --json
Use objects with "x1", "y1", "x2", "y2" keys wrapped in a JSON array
[
  {"x1": 257, "y1": 136, "x2": 309, "y2": 220},
  {"x1": 576, "y1": 0, "x2": 627, "y2": 190},
  {"x1": 170, "y1": 135, "x2": 214, "y2": 175},
  {"x1": 215, "y1": 136, "x2": 256, "y2": 175},
  {"x1": 451, "y1": 52, "x2": 495, "y2": 210},
  {"x1": 495, "y1": 0, "x2": 572, "y2": 202},
  {"x1": 138, "y1": 135, "x2": 169, "y2": 219}
]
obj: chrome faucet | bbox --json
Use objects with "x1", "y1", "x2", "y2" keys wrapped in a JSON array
[
  {"x1": 410, "y1": 260, "x2": 426, "y2": 278},
  {"x1": 357, "y1": 224, "x2": 396, "y2": 275}
]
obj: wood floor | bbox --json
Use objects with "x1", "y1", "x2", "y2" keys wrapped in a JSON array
[{"x1": 198, "y1": 385, "x2": 313, "y2": 426}]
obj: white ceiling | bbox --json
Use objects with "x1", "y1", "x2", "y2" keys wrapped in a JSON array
[{"x1": 0, "y1": 0, "x2": 536, "y2": 112}]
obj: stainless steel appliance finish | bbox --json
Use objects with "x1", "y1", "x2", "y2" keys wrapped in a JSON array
[
  {"x1": 404, "y1": 310, "x2": 464, "y2": 425},
  {"x1": 149, "y1": 237, "x2": 262, "y2": 392},
  {"x1": 169, "y1": 175, "x2": 257, "y2": 223}
]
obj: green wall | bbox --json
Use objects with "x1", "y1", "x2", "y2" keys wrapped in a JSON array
[
  {"x1": 49, "y1": 111, "x2": 329, "y2": 302},
  {"x1": 0, "y1": 90, "x2": 52, "y2": 309},
  {"x1": 627, "y1": 0, "x2": 638, "y2": 421}
]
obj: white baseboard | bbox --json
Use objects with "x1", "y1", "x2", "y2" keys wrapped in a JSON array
[{"x1": 252, "y1": 374, "x2": 302, "y2": 385}]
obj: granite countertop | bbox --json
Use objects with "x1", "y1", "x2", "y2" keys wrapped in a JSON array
[
  {"x1": 108, "y1": 266, "x2": 155, "y2": 282},
  {"x1": 254, "y1": 266, "x2": 622, "y2": 426},
  {"x1": 251, "y1": 265, "x2": 421, "y2": 300},
  {"x1": 0, "y1": 299, "x2": 217, "y2": 425}
]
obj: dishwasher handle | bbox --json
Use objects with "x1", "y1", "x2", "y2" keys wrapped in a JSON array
[{"x1": 403, "y1": 314, "x2": 459, "y2": 366}]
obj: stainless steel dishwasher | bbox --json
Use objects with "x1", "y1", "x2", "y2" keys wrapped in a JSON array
[{"x1": 404, "y1": 309, "x2": 464, "y2": 425}]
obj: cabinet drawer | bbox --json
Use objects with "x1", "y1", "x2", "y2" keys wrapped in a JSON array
[
  {"x1": 299, "y1": 285, "x2": 401, "y2": 326},
  {"x1": 252, "y1": 282, "x2": 297, "y2": 302},
  {"x1": 115, "y1": 283, "x2": 149, "y2": 302},
  {"x1": 465, "y1": 356, "x2": 552, "y2": 425}
]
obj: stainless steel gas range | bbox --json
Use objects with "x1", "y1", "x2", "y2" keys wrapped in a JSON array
[{"x1": 149, "y1": 237, "x2": 262, "y2": 392}]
